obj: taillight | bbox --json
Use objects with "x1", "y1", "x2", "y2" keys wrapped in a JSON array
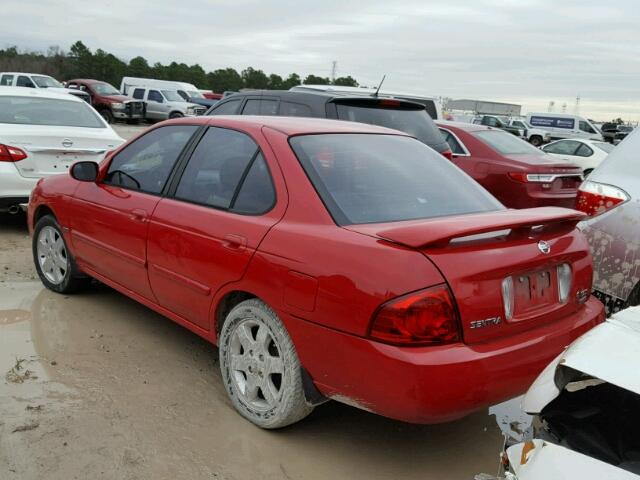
[
  {"x1": 441, "y1": 149, "x2": 453, "y2": 161},
  {"x1": 508, "y1": 173, "x2": 573, "y2": 183},
  {"x1": 369, "y1": 285, "x2": 460, "y2": 345},
  {"x1": 0, "y1": 144, "x2": 28, "y2": 162},
  {"x1": 576, "y1": 180, "x2": 629, "y2": 217}
]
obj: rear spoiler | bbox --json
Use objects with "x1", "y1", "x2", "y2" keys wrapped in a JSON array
[{"x1": 372, "y1": 208, "x2": 586, "y2": 249}]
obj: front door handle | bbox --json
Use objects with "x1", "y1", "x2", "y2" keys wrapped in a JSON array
[
  {"x1": 223, "y1": 234, "x2": 247, "y2": 250},
  {"x1": 130, "y1": 208, "x2": 148, "y2": 223}
]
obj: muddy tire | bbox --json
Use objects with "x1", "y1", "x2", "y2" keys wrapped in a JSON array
[
  {"x1": 32, "y1": 215, "x2": 89, "y2": 294},
  {"x1": 100, "y1": 109, "x2": 114, "y2": 124},
  {"x1": 219, "y1": 299, "x2": 314, "y2": 429},
  {"x1": 169, "y1": 112, "x2": 184, "y2": 119}
]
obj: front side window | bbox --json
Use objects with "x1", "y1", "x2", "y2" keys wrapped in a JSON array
[
  {"x1": 542, "y1": 140, "x2": 580, "y2": 155},
  {"x1": 1, "y1": 74, "x2": 14, "y2": 86},
  {"x1": 473, "y1": 130, "x2": 541, "y2": 155},
  {"x1": 174, "y1": 127, "x2": 264, "y2": 210},
  {"x1": 0, "y1": 96, "x2": 105, "y2": 128},
  {"x1": 579, "y1": 120, "x2": 596, "y2": 134},
  {"x1": 104, "y1": 125, "x2": 198, "y2": 194},
  {"x1": 148, "y1": 90, "x2": 164, "y2": 103},
  {"x1": 17, "y1": 76, "x2": 35, "y2": 88},
  {"x1": 290, "y1": 134, "x2": 502, "y2": 225},
  {"x1": 132, "y1": 88, "x2": 145, "y2": 100},
  {"x1": 209, "y1": 98, "x2": 241, "y2": 115},
  {"x1": 161, "y1": 90, "x2": 183, "y2": 102}
]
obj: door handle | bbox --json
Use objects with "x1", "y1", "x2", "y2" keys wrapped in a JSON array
[
  {"x1": 130, "y1": 208, "x2": 148, "y2": 223},
  {"x1": 223, "y1": 234, "x2": 247, "y2": 250}
]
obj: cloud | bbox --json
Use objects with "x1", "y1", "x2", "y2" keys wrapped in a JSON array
[{"x1": 2, "y1": 0, "x2": 639, "y2": 120}]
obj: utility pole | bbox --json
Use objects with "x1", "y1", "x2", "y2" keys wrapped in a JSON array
[
  {"x1": 548, "y1": 101, "x2": 555, "y2": 112},
  {"x1": 574, "y1": 95, "x2": 581, "y2": 115},
  {"x1": 331, "y1": 60, "x2": 337, "y2": 84}
]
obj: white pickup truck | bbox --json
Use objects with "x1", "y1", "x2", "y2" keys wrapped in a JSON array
[
  {"x1": 507, "y1": 118, "x2": 551, "y2": 147},
  {"x1": 0, "y1": 72, "x2": 91, "y2": 103}
]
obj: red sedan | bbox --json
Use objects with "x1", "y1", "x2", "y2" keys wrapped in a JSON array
[
  {"x1": 436, "y1": 121, "x2": 584, "y2": 209},
  {"x1": 28, "y1": 116, "x2": 604, "y2": 428}
]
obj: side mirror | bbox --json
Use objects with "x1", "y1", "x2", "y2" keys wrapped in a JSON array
[{"x1": 70, "y1": 161, "x2": 99, "y2": 182}]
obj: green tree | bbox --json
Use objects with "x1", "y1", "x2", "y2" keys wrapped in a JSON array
[
  {"x1": 207, "y1": 68, "x2": 243, "y2": 92},
  {"x1": 281, "y1": 73, "x2": 301, "y2": 89},
  {"x1": 268, "y1": 73, "x2": 283, "y2": 89},
  {"x1": 303, "y1": 74, "x2": 330, "y2": 85},
  {"x1": 68, "y1": 40, "x2": 93, "y2": 78},
  {"x1": 128, "y1": 56, "x2": 151, "y2": 78},
  {"x1": 241, "y1": 67, "x2": 269, "y2": 89},
  {"x1": 334, "y1": 75, "x2": 358, "y2": 87}
]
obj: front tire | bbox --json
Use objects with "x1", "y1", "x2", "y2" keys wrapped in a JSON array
[
  {"x1": 99, "y1": 109, "x2": 114, "y2": 124},
  {"x1": 529, "y1": 135, "x2": 543, "y2": 147},
  {"x1": 32, "y1": 215, "x2": 89, "y2": 293},
  {"x1": 169, "y1": 112, "x2": 184, "y2": 119},
  {"x1": 219, "y1": 299, "x2": 314, "y2": 429}
]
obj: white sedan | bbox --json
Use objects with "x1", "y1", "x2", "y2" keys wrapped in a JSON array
[
  {"x1": 541, "y1": 138, "x2": 614, "y2": 175},
  {"x1": 0, "y1": 87, "x2": 124, "y2": 214}
]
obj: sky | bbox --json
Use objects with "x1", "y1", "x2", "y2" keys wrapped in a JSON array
[{"x1": 2, "y1": 0, "x2": 639, "y2": 121}]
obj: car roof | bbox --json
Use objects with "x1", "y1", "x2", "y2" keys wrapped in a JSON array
[
  {"x1": 291, "y1": 84, "x2": 437, "y2": 101},
  {"x1": 68, "y1": 78, "x2": 105, "y2": 85},
  {"x1": 0, "y1": 86, "x2": 84, "y2": 102},
  {"x1": 171, "y1": 115, "x2": 408, "y2": 137},
  {"x1": 436, "y1": 120, "x2": 491, "y2": 132},
  {"x1": 0, "y1": 72, "x2": 53, "y2": 77}
]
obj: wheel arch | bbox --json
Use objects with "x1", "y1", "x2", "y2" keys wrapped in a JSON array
[
  {"x1": 32, "y1": 204, "x2": 57, "y2": 230},
  {"x1": 214, "y1": 290, "x2": 257, "y2": 336}
]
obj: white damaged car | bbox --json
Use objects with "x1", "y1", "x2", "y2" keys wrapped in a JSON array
[{"x1": 480, "y1": 306, "x2": 640, "y2": 479}]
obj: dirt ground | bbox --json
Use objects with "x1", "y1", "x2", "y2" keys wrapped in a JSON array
[{"x1": 0, "y1": 123, "x2": 508, "y2": 479}]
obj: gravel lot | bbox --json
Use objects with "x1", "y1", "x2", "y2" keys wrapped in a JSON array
[{"x1": 0, "y1": 123, "x2": 506, "y2": 479}]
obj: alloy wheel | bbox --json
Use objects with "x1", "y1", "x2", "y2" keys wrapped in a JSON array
[{"x1": 36, "y1": 226, "x2": 68, "y2": 285}]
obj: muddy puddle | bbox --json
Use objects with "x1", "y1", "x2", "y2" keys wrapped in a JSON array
[{"x1": 0, "y1": 280, "x2": 518, "y2": 479}]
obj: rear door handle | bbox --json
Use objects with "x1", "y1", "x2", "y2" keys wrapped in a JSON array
[
  {"x1": 223, "y1": 234, "x2": 247, "y2": 250},
  {"x1": 130, "y1": 208, "x2": 148, "y2": 223}
]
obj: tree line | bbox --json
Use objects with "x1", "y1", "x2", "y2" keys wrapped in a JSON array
[{"x1": 0, "y1": 41, "x2": 360, "y2": 92}]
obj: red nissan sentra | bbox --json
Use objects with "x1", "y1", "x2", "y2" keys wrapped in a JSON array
[{"x1": 28, "y1": 116, "x2": 604, "y2": 428}]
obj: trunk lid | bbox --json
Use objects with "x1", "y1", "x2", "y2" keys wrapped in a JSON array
[
  {"x1": 347, "y1": 207, "x2": 593, "y2": 344},
  {"x1": 3, "y1": 125, "x2": 123, "y2": 178},
  {"x1": 508, "y1": 154, "x2": 584, "y2": 192}
]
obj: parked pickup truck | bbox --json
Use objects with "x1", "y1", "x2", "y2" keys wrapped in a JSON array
[
  {"x1": 601, "y1": 123, "x2": 633, "y2": 144},
  {"x1": 507, "y1": 118, "x2": 552, "y2": 146},
  {"x1": 66, "y1": 79, "x2": 145, "y2": 124},
  {"x1": 129, "y1": 87, "x2": 206, "y2": 121},
  {"x1": 472, "y1": 115, "x2": 524, "y2": 138},
  {"x1": 0, "y1": 72, "x2": 91, "y2": 103}
]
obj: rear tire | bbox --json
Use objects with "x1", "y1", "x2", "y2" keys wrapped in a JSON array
[
  {"x1": 529, "y1": 135, "x2": 543, "y2": 147},
  {"x1": 32, "y1": 215, "x2": 89, "y2": 294},
  {"x1": 169, "y1": 112, "x2": 184, "y2": 119},
  {"x1": 219, "y1": 299, "x2": 314, "y2": 429},
  {"x1": 99, "y1": 109, "x2": 114, "y2": 124}
]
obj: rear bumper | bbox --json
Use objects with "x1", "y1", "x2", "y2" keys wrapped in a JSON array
[
  {"x1": 286, "y1": 296, "x2": 604, "y2": 424},
  {"x1": 511, "y1": 191, "x2": 578, "y2": 209}
]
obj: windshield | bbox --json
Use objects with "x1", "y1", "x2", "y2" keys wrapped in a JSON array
[
  {"x1": 335, "y1": 102, "x2": 446, "y2": 149},
  {"x1": 188, "y1": 90, "x2": 204, "y2": 98},
  {"x1": 93, "y1": 82, "x2": 120, "y2": 96},
  {"x1": 32, "y1": 75, "x2": 63, "y2": 88},
  {"x1": 594, "y1": 142, "x2": 615, "y2": 153},
  {"x1": 290, "y1": 133, "x2": 502, "y2": 225},
  {"x1": 474, "y1": 130, "x2": 542, "y2": 155},
  {"x1": 0, "y1": 96, "x2": 105, "y2": 128},
  {"x1": 161, "y1": 90, "x2": 184, "y2": 102}
]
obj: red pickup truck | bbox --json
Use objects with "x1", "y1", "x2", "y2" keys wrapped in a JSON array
[{"x1": 66, "y1": 79, "x2": 145, "y2": 124}]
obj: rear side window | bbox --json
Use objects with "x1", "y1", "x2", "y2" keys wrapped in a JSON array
[
  {"x1": 174, "y1": 127, "x2": 268, "y2": 211},
  {"x1": 132, "y1": 88, "x2": 145, "y2": 100},
  {"x1": 0, "y1": 96, "x2": 105, "y2": 128},
  {"x1": 439, "y1": 128, "x2": 466, "y2": 155},
  {"x1": 105, "y1": 125, "x2": 198, "y2": 194},
  {"x1": 242, "y1": 99, "x2": 278, "y2": 115},
  {"x1": 232, "y1": 155, "x2": 276, "y2": 214},
  {"x1": 335, "y1": 101, "x2": 445, "y2": 150},
  {"x1": 543, "y1": 140, "x2": 580, "y2": 155},
  {"x1": 473, "y1": 130, "x2": 541, "y2": 155},
  {"x1": 575, "y1": 144, "x2": 594, "y2": 157},
  {"x1": 1, "y1": 74, "x2": 14, "y2": 86},
  {"x1": 290, "y1": 134, "x2": 502, "y2": 225},
  {"x1": 209, "y1": 98, "x2": 241, "y2": 115},
  {"x1": 280, "y1": 101, "x2": 312, "y2": 117}
]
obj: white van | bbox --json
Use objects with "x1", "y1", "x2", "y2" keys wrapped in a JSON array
[{"x1": 525, "y1": 112, "x2": 603, "y2": 141}]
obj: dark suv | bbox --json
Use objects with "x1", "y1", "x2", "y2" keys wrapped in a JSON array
[{"x1": 205, "y1": 90, "x2": 451, "y2": 158}]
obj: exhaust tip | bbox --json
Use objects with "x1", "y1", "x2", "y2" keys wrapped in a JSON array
[{"x1": 7, "y1": 205, "x2": 20, "y2": 215}]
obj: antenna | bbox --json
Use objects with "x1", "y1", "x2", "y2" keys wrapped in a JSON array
[{"x1": 373, "y1": 75, "x2": 386, "y2": 97}]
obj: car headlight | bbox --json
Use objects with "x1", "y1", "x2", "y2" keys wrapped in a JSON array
[
  {"x1": 186, "y1": 106, "x2": 196, "y2": 114},
  {"x1": 112, "y1": 103, "x2": 125, "y2": 110},
  {"x1": 518, "y1": 129, "x2": 524, "y2": 136}
]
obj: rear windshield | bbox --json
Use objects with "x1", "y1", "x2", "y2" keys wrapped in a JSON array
[
  {"x1": 335, "y1": 102, "x2": 446, "y2": 149},
  {"x1": 290, "y1": 134, "x2": 502, "y2": 225},
  {"x1": 0, "y1": 96, "x2": 105, "y2": 128},
  {"x1": 473, "y1": 130, "x2": 541, "y2": 155}
]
